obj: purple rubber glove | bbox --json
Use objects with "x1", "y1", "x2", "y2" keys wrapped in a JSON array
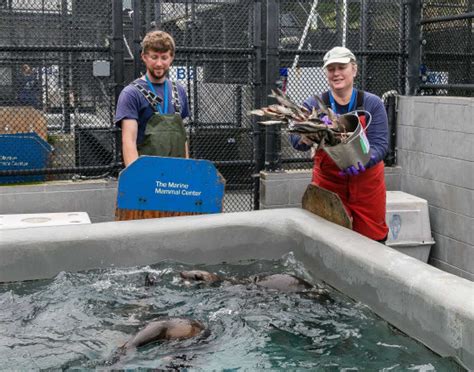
[
  {"x1": 338, "y1": 154, "x2": 376, "y2": 177},
  {"x1": 338, "y1": 162, "x2": 366, "y2": 177},
  {"x1": 321, "y1": 115, "x2": 332, "y2": 125}
]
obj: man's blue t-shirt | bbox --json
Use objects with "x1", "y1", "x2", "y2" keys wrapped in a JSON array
[
  {"x1": 290, "y1": 90, "x2": 388, "y2": 168},
  {"x1": 114, "y1": 78, "x2": 190, "y2": 144},
  {"x1": 18, "y1": 73, "x2": 40, "y2": 108}
]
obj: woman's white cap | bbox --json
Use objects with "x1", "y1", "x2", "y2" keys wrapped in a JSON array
[{"x1": 323, "y1": 47, "x2": 356, "y2": 68}]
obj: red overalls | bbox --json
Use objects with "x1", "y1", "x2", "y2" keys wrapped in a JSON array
[{"x1": 311, "y1": 115, "x2": 389, "y2": 241}]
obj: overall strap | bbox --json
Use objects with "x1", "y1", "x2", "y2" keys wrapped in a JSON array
[
  {"x1": 321, "y1": 89, "x2": 364, "y2": 112},
  {"x1": 321, "y1": 91, "x2": 330, "y2": 107},
  {"x1": 170, "y1": 80, "x2": 181, "y2": 115},
  {"x1": 132, "y1": 80, "x2": 163, "y2": 112},
  {"x1": 356, "y1": 89, "x2": 365, "y2": 110}
]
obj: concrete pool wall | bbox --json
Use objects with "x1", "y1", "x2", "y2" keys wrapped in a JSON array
[{"x1": 1, "y1": 208, "x2": 473, "y2": 369}]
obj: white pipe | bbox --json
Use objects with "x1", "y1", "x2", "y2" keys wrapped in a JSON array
[
  {"x1": 292, "y1": 0, "x2": 319, "y2": 69},
  {"x1": 342, "y1": 0, "x2": 348, "y2": 47}
]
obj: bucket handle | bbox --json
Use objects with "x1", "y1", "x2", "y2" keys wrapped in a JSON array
[
  {"x1": 348, "y1": 109, "x2": 372, "y2": 132},
  {"x1": 344, "y1": 110, "x2": 372, "y2": 146}
]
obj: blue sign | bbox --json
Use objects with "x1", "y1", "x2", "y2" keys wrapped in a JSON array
[
  {"x1": 117, "y1": 156, "x2": 225, "y2": 213},
  {"x1": 0, "y1": 132, "x2": 53, "y2": 184},
  {"x1": 176, "y1": 67, "x2": 194, "y2": 80}
]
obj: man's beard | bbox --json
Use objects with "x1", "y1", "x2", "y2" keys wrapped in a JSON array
[{"x1": 147, "y1": 67, "x2": 168, "y2": 82}]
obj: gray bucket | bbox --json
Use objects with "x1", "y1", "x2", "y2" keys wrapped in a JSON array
[{"x1": 323, "y1": 112, "x2": 371, "y2": 170}]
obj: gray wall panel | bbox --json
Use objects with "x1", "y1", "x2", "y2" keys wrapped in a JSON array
[{"x1": 398, "y1": 96, "x2": 474, "y2": 279}]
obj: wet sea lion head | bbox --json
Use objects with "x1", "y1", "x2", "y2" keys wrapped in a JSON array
[{"x1": 179, "y1": 270, "x2": 221, "y2": 283}]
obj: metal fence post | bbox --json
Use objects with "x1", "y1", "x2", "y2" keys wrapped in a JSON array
[
  {"x1": 61, "y1": 0, "x2": 71, "y2": 133},
  {"x1": 252, "y1": 0, "x2": 265, "y2": 209},
  {"x1": 154, "y1": 0, "x2": 162, "y2": 29},
  {"x1": 112, "y1": 0, "x2": 125, "y2": 105},
  {"x1": 265, "y1": 0, "x2": 281, "y2": 172},
  {"x1": 385, "y1": 95, "x2": 397, "y2": 166},
  {"x1": 360, "y1": 0, "x2": 368, "y2": 91},
  {"x1": 132, "y1": 0, "x2": 142, "y2": 78},
  {"x1": 399, "y1": 1, "x2": 408, "y2": 94},
  {"x1": 407, "y1": 0, "x2": 422, "y2": 95}
]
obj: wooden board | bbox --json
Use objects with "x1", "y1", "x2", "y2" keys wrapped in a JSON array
[
  {"x1": 302, "y1": 183, "x2": 352, "y2": 229},
  {"x1": 115, "y1": 209, "x2": 201, "y2": 221}
]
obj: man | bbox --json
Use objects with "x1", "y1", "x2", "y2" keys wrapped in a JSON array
[
  {"x1": 291, "y1": 46, "x2": 389, "y2": 242},
  {"x1": 115, "y1": 30, "x2": 190, "y2": 166},
  {"x1": 18, "y1": 64, "x2": 40, "y2": 109}
]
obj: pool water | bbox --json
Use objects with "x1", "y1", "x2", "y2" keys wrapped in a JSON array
[{"x1": 0, "y1": 254, "x2": 464, "y2": 370}]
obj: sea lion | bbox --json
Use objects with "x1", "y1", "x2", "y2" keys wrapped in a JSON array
[
  {"x1": 179, "y1": 270, "x2": 313, "y2": 292},
  {"x1": 179, "y1": 270, "x2": 221, "y2": 284},
  {"x1": 144, "y1": 272, "x2": 158, "y2": 287},
  {"x1": 123, "y1": 317, "x2": 205, "y2": 349},
  {"x1": 253, "y1": 273, "x2": 314, "y2": 292}
]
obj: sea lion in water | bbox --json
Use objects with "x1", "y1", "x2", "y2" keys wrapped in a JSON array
[
  {"x1": 179, "y1": 270, "x2": 312, "y2": 291},
  {"x1": 179, "y1": 270, "x2": 221, "y2": 284},
  {"x1": 178, "y1": 271, "x2": 330, "y2": 298},
  {"x1": 252, "y1": 273, "x2": 314, "y2": 292},
  {"x1": 124, "y1": 317, "x2": 205, "y2": 349}
]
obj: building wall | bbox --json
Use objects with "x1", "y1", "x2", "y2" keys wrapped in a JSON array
[{"x1": 397, "y1": 96, "x2": 474, "y2": 281}]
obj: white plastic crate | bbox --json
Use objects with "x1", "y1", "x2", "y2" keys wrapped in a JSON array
[
  {"x1": 0, "y1": 212, "x2": 91, "y2": 230},
  {"x1": 385, "y1": 191, "x2": 435, "y2": 263}
]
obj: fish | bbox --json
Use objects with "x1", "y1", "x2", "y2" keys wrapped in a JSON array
[
  {"x1": 258, "y1": 120, "x2": 285, "y2": 126},
  {"x1": 249, "y1": 88, "x2": 352, "y2": 146}
]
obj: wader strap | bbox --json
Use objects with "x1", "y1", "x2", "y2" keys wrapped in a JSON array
[
  {"x1": 132, "y1": 80, "x2": 163, "y2": 112},
  {"x1": 356, "y1": 89, "x2": 364, "y2": 110},
  {"x1": 171, "y1": 80, "x2": 181, "y2": 115},
  {"x1": 321, "y1": 90, "x2": 365, "y2": 111}
]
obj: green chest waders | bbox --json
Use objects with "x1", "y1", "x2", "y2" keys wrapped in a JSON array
[
  {"x1": 132, "y1": 79, "x2": 187, "y2": 158},
  {"x1": 137, "y1": 113, "x2": 186, "y2": 157}
]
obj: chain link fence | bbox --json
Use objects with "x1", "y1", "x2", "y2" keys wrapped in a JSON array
[
  {"x1": 0, "y1": 0, "x2": 119, "y2": 185},
  {"x1": 142, "y1": 0, "x2": 258, "y2": 212},
  {"x1": 418, "y1": 0, "x2": 473, "y2": 96},
  {"x1": 0, "y1": 0, "x2": 471, "y2": 211},
  {"x1": 274, "y1": 0, "x2": 407, "y2": 171}
]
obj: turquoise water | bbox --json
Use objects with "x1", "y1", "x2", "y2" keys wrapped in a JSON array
[{"x1": 0, "y1": 255, "x2": 464, "y2": 370}]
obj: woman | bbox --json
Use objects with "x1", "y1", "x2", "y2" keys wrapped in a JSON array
[{"x1": 291, "y1": 46, "x2": 389, "y2": 242}]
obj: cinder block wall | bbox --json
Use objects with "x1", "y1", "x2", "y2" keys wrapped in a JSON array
[{"x1": 397, "y1": 96, "x2": 474, "y2": 281}]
